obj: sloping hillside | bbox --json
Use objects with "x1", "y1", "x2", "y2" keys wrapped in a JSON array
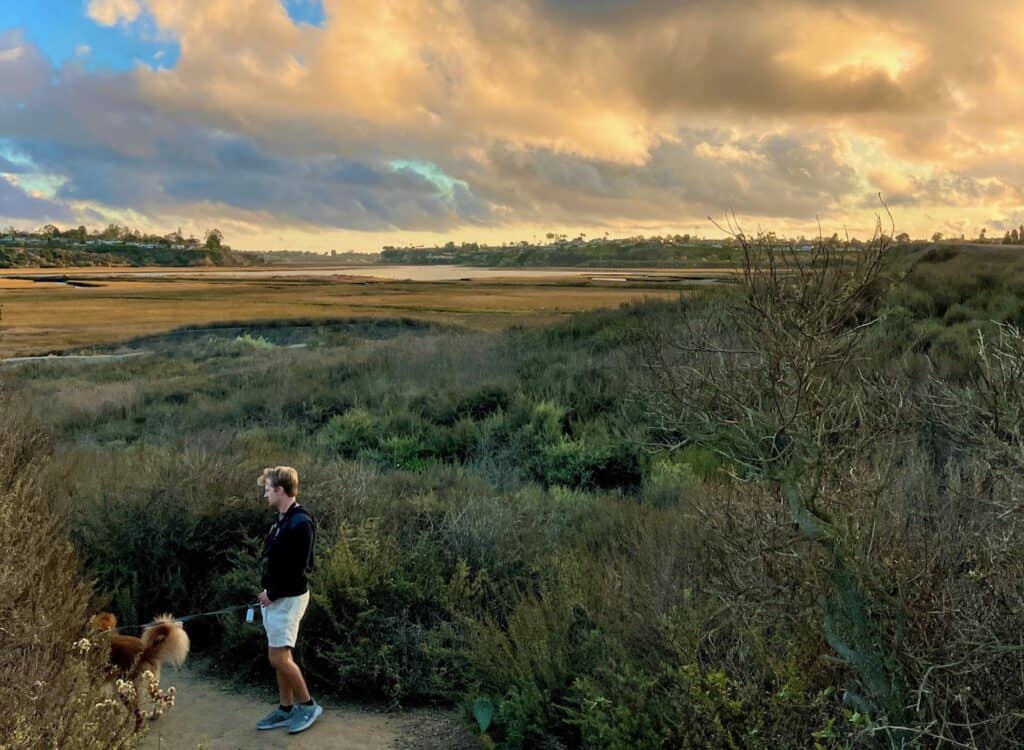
[{"x1": 0, "y1": 243, "x2": 260, "y2": 268}]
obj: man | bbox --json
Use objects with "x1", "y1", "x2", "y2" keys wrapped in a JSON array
[{"x1": 254, "y1": 466, "x2": 321, "y2": 734}]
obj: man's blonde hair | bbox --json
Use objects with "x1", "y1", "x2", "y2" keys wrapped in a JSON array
[{"x1": 259, "y1": 466, "x2": 299, "y2": 498}]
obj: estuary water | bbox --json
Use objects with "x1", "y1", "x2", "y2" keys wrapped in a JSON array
[{"x1": 1, "y1": 264, "x2": 732, "y2": 283}]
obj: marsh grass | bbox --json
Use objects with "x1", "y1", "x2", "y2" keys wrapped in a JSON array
[
  {"x1": 0, "y1": 275, "x2": 688, "y2": 356},
  {"x1": 6, "y1": 245, "x2": 1024, "y2": 747}
]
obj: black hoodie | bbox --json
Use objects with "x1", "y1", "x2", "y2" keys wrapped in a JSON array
[{"x1": 260, "y1": 502, "x2": 315, "y2": 602}]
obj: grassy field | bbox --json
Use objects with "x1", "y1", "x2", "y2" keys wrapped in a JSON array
[{"x1": 0, "y1": 271, "x2": 700, "y2": 356}]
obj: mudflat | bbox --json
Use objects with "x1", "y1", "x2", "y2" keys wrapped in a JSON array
[{"x1": 0, "y1": 272, "x2": 695, "y2": 356}]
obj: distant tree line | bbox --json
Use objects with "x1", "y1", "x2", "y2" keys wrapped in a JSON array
[
  {"x1": 1, "y1": 223, "x2": 228, "y2": 251},
  {"x1": 924, "y1": 226, "x2": 1024, "y2": 245},
  {"x1": 0, "y1": 224, "x2": 259, "y2": 269},
  {"x1": 1002, "y1": 225, "x2": 1024, "y2": 244}
]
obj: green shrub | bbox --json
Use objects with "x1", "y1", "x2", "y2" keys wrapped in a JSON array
[
  {"x1": 641, "y1": 456, "x2": 694, "y2": 507},
  {"x1": 377, "y1": 433, "x2": 435, "y2": 470},
  {"x1": 466, "y1": 581, "x2": 595, "y2": 749},
  {"x1": 317, "y1": 408, "x2": 379, "y2": 456},
  {"x1": 234, "y1": 333, "x2": 276, "y2": 349},
  {"x1": 568, "y1": 663, "x2": 750, "y2": 750},
  {"x1": 446, "y1": 416, "x2": 481, "y2": 461},
  {"x1": 942, "y1": 302, "x2": 983, "y2": 325},
  {"x1": 457, "y1": 385, "x2": 511, "y2": 421},
  {"x1": 67, "y1": 446, "x2": 264, "y2": 635},
  {"x1": 410, "y1": 391, "x2": 459, "y2": 425},
  {"x1": 677, "y1": 446, "x2": 723, "y2": 481},
  {"x1": 282, "y1": 392, "x2": 354, "y2": 429},
  {"x1": 305, "y1": 519, "x2": 463, "y2": 702},
  {"x1": 537, "y1": 433, "x2": 642, "y2": 490}
]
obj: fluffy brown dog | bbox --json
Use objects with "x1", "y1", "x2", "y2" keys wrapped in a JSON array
[{"x1": 90, "y1": 612, "x2": 190, "y2": 685}]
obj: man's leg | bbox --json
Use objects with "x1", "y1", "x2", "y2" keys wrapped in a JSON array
[
  {"x1": 268, "y1": 646, "x2": 310, "y2": 704},
  {"x1": 269, "y1": 648, "x2": 293, "y2": 706}
]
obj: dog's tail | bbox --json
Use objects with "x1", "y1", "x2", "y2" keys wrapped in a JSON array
[
  {"x1": 90, "y1": 611, "x2": 118, "y2": 631},
  {"x1": 141, "y1": 614, "x2": 190, "y2": 667}
]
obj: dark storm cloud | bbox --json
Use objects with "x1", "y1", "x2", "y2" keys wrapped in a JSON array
[
  {"x1": 5, "y1": 0, "x2": 1024, "y2": 239},
  {"x1": 0, "y1": 33, "x2": 493, "y2": 231},
  {"x1": 468, "y1": 130, "x2": 859, "y2": 224}
]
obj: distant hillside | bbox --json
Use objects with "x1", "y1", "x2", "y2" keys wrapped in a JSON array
[
  {"x1": 247, "y1": 249, "x2": 379, "y2": 265},
  {"x1": 889, "y1": 241, "x2": 1024, "y2": 271},
  {"x1": 381, "y1": 237, "x2": 1024, "y2": 269},
  {"x1": 379, "y1": 238, "x2": 741, "y2": 267},
  {"x1": 0, "y1": 242, "x2": 261, "y2": 268}
]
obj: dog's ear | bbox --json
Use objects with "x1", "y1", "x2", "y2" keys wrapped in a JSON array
[{"x1": 90, "y1": 612, "x2": 117, "y2": 631}]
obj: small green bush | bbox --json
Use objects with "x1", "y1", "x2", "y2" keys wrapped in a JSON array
[
  {"x1": 568, "y1": 663, "x2": 750, "y2": 750},
  {"x1": 456, "y1": 385, "x2": 511, "y2": 421},
  {"x1": 234, "y1": 333, "x2": 276, "y2": 349},
  {"x1": 466, "y1": 582, "x2": 594, "y2": 749},
  {"x1": 641, "y1": 455, "x2": 694, "y2": 507},
  {"x1": 306, "y1": 519, "x2": 463, "y2": 702},
  {"x1": 317, "y1": 408, "x2": 379, "y2": 456}
]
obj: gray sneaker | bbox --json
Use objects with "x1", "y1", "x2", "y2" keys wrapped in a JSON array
[
  {"x1": 256, "y1": 706, "x2": 293, "y2": 730},
  {"x1": 287, "y1": 701, "x2": 323, "y2": 734}
]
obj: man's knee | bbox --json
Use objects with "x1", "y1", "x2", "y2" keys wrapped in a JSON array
[{"x1": 267, "y1": 646, "x2": 292, "y2": 669}]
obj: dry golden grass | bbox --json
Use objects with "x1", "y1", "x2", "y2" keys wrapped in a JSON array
[
  {"x1": 0, "y1": 415, "x2": 138, "y2": 748},
  {"x1": 0, "y1": 272, "x2": 696, "y2": 356}
]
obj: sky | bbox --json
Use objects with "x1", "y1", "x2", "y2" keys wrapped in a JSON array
[{"x1": 0, "y1": 0, "x2": 1023, "y2": 251}]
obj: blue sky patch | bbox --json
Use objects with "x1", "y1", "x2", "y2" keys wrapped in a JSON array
[
  {"x1": 0, "y1": 140, "x2": 35, "y2": 172},
  {"x1": 0, "y1": 1, "x2": 179, "y2": 72},
  {"x1": 283, "y1": 0, "x2": 326, "y2": 28}
]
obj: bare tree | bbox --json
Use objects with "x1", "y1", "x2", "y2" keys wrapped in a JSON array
[{"x1": 638, "y1": 212, "x2": 913, "y2": 729}]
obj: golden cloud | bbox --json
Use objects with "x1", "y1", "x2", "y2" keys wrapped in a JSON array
[
  {"x1": 4, "y1": 0, "x2": 1019, "y2": 244},
  {"x1": 122, "y1": 1, "x2": 1024, "y2": 168},
  {"x1": 86, "y1": 0, "x2": 142, "y2": 27}
]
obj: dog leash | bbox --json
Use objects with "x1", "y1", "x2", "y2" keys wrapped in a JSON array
[{"x1": 110, "y1": 603, "x2": 260, "y2": 633}]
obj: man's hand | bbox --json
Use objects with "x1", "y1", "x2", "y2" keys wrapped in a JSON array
[{"x1": 257, "y1": 589, "x2": 273, "y2": 607}]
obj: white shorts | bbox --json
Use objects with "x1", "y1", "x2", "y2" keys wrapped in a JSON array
[{"x1": 261, "y1": 591, "x2": 310, "y2": 648}]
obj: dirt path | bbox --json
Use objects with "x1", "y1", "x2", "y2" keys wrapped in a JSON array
[{"x1": 139, "y1": 668, "x2": 478, "y2": 750}]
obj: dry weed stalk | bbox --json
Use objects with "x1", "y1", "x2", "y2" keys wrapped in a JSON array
[{"x1": 0, "y1": 408, "x2": 137, "y2": 749}]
